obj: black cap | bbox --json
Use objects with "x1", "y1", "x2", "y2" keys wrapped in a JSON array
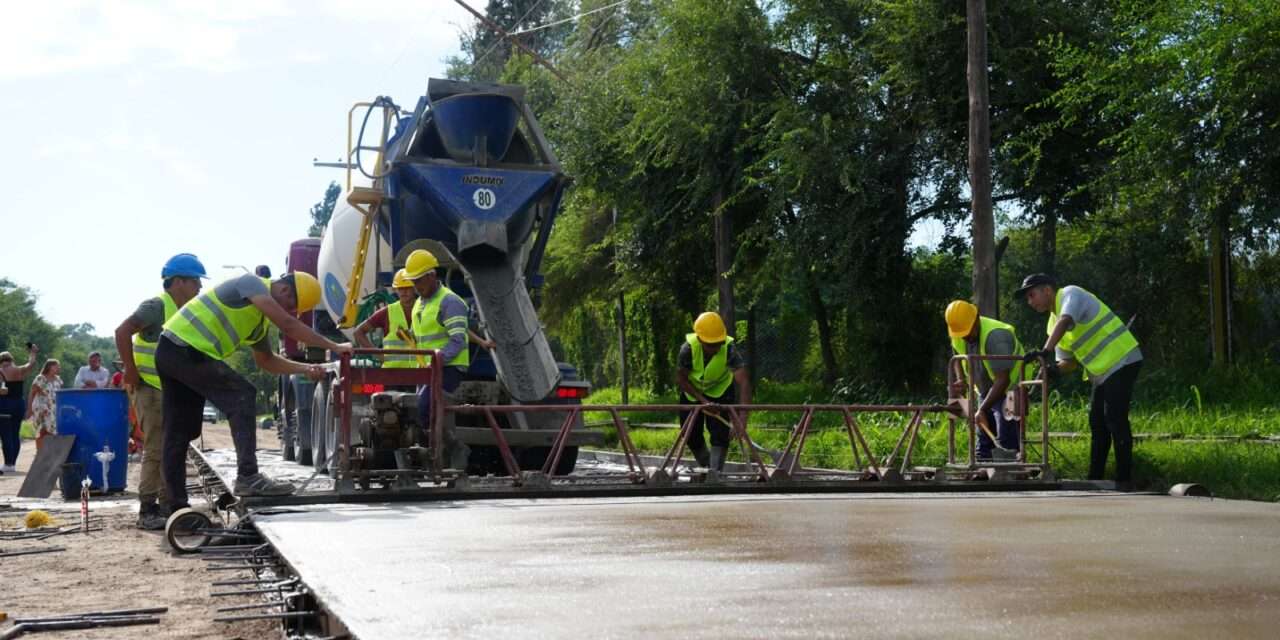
[{"x1": 1014, "y1": 273, "x2": 1056, "y2": 298}]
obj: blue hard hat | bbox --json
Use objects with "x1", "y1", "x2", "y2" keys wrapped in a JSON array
[{"x1": 161, "y1": 253, "x2": 208, "y2": 279}]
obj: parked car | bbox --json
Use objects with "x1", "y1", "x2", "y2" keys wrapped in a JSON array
[{"x1": 202, "y1": 405, "x2": 219, "y2": 423}]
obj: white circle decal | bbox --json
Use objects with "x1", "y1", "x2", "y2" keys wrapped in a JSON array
[{"x1": 473, "y1": 188, "x2": 496, "y2": 210}]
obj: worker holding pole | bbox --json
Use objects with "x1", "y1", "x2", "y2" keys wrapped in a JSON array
[
  {"x1": 945, "y1": 300, "x2": 1026, "y2": 460},
  {"x1": 1016, "y1": 274, "x2": 1142, "y2": 490},
  {"x1": 113, "y1": 253, "x2": 207, "y2": 530},
  {"x1": 675, "y1": 312, "x2": 752, "y2": 471},
  {"x1": 404, "y1": 249, "x2": 472, "y2": 470},
  {"x1": 156, "y1": 270, "x2": 352, "y2": 507},
  {"x1": 354, "y1": 269, "x2": 420, "y2": 368}
]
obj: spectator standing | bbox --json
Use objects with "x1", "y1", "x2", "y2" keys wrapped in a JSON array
[
  {"x1": 74, "y1": 352, "x2": 112, "y2": 389},
  {"x1": 0, "y1": 345, "x2": 40, "y2": 473},
  {"x1": 28, "y1": 359, "x2": 62, "y2": 450}
]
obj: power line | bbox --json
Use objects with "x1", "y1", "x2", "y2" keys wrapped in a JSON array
[
  {"x1": 473, "y1": 0, "x2": 550, "y2": 70},
  {"x1": 508, "y1": 0, "x2": 630, "y2": 37}
]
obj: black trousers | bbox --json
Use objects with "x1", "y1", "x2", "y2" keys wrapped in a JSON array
[
  {"x1": 1088, "y1": 361, "x2": 1142, "y2": 483},
  {"x1": 679, "y1": 386, "x2": 738, "y2": 452},
  {"x1": 156, "y1": 336, "x2": 260, "y2": 509}
]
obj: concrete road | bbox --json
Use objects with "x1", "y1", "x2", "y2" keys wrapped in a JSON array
[{"x1": 255, "y1": 492, "x2": 1280, "y2": 639}]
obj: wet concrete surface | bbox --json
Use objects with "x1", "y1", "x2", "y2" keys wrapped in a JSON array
[{"x1": 254, "y1": 492, "x2": 1280, "y2": 639}]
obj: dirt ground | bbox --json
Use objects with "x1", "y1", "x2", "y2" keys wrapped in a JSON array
[{"x1": 1, "y1": 422, "x2": 283, "y2": 639}]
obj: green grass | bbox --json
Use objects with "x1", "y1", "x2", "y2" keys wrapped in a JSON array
[{"x1": 583, "y1": 383, "x2": 1280, "y2": 502}]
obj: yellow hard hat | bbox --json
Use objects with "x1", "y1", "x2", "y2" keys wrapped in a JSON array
[
  {"x1": 291, "y1": 271, "x2": 321, "y2": 315},
  {"x1": 693, "y1": 312, "x2": 727, "y2": 343},
  {"x1": 392, "y1": 268, "x2": 413, "y2": 289},
  {"x1": 403, "y1": 249, "x2": 439, "y2": 280},
  {"x1": 945, "y1": 300, "x2": 978, "y2": 338}
]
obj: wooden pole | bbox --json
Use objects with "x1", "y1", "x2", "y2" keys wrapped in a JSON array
[
  {"x1": 713, "y1": 187, "x2": 736, "y2": 336},
  {"x1": 614, "y1": 206, "x2": 630, "y2": 404},
  {"x1": 967, "y1": 0, "x2": 997, "y2": 316}
]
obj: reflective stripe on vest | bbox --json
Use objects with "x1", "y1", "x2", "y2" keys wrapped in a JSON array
[
  {"x1": 682, "y1": 334, "x2": 735, "y2": 401},
  {"x1": 1050, "y1": 287, "x2": 1139, "y2": 378},
  {"x1": 164, "y1": 277, "x2": 270, "y2": 361},
  {"x1": 950, "y1": 316, "x2": 1026, "y2": 386},
  {"x1": 134, "y1": 292, "x2": 178, "y2": 390},
  {"x1": 382, "y1": 301, "x2": 419, "y2": 368},
  {"x1": 411, "y1": 285, "x2": 469, "y2": 369}
]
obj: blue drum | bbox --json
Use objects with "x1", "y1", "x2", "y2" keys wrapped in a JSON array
[{"x1": 56, "y1": 389, "x2": 129, "y2": 492}]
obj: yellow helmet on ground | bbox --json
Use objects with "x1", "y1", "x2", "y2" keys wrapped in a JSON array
[
  {"x1": 945, "y1": 300, "x2": 978, "y2": 338},
  {"x1": 392, "y1": 268, "x2": 413, "y2": 289},
  {"x1": 693, "y1": 312, "x2": 727, "y2": 343},
  {"x1": 290, "y1": 272, "x2": 322, "y2": 315},
  {"x1": 403, "y1": 249, "x2": 439, "y2": 280}
]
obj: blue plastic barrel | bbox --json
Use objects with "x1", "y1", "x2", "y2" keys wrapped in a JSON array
[{"x1": 56, "y1": 389, "x2": 129, "y2": 492}]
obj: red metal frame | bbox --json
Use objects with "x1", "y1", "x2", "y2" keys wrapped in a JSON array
[{"x1": 327, "y1": 349, "x2": 1053, "y2": 490}]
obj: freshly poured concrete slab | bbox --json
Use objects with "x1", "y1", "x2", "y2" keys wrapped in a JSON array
[{"x1": 254, "y1": 492, "x2": 1280, "y2": 639}]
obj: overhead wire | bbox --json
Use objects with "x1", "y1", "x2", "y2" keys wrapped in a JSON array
[
  {"x1": 472, "y1": 0, "x2": 551, "y2": 70},
  {"x1": 508, "y1": 0, "x2": 631, "y2": 37}
]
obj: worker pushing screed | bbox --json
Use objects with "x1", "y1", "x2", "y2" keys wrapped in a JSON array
[
  {"x1": 156, "y1": 269, "x2": 352, "y2": 508},
  {"x1": 945, "y1": 300, "x2": 1028, "y2": 461},
  {"x1": 112, "y1": 253, "x2": 207, "y2": 530},
  {"x1": 675, "y1": 312, "x2": 752, "y2": 472},
  {"x1": 1016, "y1": 273, "x2": 1142, "y2": 491},
  {"x1": 405, "y1": 249, "x2": 473, "y2": 471}
]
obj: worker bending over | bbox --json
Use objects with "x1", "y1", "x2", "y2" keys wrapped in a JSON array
[
  {"x1": 404, "y1": 249, "x2": 472, "y2": 470},
  {"x1": 1016, "y1": 273, "x2": 1142, "y2": 490},
  {"x1": 945, "y1": 300, "x2": 1027, "y2": 460},
  {"x1": 113, "y1": 253, "x2": 206, "y2": 530},
  {"x1": 157, "y1": 270, "x2": 352, "y2": 506},
  {"x1": 676, "y1": 312, "x2": 752, "y2": 471}
]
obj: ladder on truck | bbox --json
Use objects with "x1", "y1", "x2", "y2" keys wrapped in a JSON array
[{"x1": 338, "y1": 97, "x2": 400, "y2": 328}]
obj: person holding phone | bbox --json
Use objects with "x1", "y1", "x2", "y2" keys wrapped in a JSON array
[{"x1": 0, "y1": 343, "x2": 40, "y2": 473}]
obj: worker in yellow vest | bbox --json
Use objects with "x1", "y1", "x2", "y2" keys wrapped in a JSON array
[
  {"x1": 354, "y1": 269, "x2": 420, "y2": 368},
  {"x1": 156, "y1": 270, "x2": 353, "y2": 508},
  {"x1": 113, "y1": 253, "x2": 207, "y2": 530},
  {"x1": 404, "y1": 249, "x2": 472, "y2": 470},
  {"x1": 945, "y1": 300, "x2": 1027, "y2": 460},
  {"x1": 1016, "y1": 274, "x2": 1142, "y2": 490},
  {"x1": 676, "y1": 312, "x2": 752, "y2": 471}
]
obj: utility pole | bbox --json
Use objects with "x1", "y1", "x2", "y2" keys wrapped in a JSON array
[
  {"x1": 967, "y1": 0, "x2": 997, "y2": 316},
  {"x1": 614, "y1": 206, "x2": 630, "y2": 404},
  {"x1": 713, "y1": 187, "x2": 736, "y2": 336}
]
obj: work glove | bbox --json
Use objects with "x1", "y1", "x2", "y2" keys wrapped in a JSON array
[{"x1": 1022, "y1": 349, "x2": 1053, "y2": 364}]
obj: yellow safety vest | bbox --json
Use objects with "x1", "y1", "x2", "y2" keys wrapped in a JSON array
[
  {"x1": 412, "y1": 285, "x2": 469, "y2": 369},
  {"x1": 134, "y1": 292, "x2": 178, "y2": 390},
  {"x1": 382, "y1": 301, "x2": 418, "y2": 368},
  {"x1": 164, "y1": 278, "x2": 271, "y2": 361},
  {"x1": 681, "y1": 334, "x2": 735, "y2": 401},
  {"x1": 1050, "y1": 287, "x2": 1139, "y2": 379},
  {"x1": 951, "y1": 316, "x2": 1026, "y2": 386}
]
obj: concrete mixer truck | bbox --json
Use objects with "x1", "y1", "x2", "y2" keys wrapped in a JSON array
[{"x1": 274, "y1": 78, "x2": 597, "y2": 478}]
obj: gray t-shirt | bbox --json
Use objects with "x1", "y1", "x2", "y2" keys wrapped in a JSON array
[
  {"x1": 164, "y1": 274, "x2": 271, "y2": 352},
  {"x1": 1054, "y1": 285, "x2": 1142, "y2": 385},
  {"x1": 677, "y1": 342, "x2": 745, "y2": 371},
  {"x1": 130, "y1": 296, "x2": 167, "y2": 343}
]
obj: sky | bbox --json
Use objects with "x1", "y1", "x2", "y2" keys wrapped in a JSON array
[{"x1": 1, "y1": 0, "x2": 473, "y2": 335}]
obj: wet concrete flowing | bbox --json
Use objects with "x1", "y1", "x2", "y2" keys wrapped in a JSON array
[{"x1": 254, "y1": 492, "x2": 1280, "y2": 639}]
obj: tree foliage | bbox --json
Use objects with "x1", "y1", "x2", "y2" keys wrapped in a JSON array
[{"x1": 308, "y1": 181, "x2": 341, "y2": 238}]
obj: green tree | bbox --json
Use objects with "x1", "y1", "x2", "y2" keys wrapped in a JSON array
[{"x1": 308, "y1": 181, "x2": 341, "y2": 238}]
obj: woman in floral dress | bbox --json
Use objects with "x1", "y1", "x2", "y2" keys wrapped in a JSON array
[{"x1": 28, "y1": 359, "x2": 62, "y2": 450}]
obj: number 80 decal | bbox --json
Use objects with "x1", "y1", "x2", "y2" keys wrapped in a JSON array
[{"x1": 473, "y1": 188, "x2": 497, "y2": 210}]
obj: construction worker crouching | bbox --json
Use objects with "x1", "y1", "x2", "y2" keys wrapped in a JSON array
[
  {"x1": 945, "y1": 300, "x2": 1026, "y2": 461},
  {"x1": 676, "y1": 312, "x2": 752, "y2": 471},
  {"x1": 1016, "y1": 273, "x2": 1142, "y2": 490},
  {"x1": 156, "y1": 269, "x2": 352, "y2": 507},
  {"x1": 354, "y1": 268, "x2": 419, "y2": 369},
  {"x1": 405, "y1": 249, "x2": 472, "y2": 471},
  {"x1": 113, "y1": 253, "x2": 206, "y2": 530}
]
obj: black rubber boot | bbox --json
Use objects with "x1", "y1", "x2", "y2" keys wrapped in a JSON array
[
  {"x1": 709, "y1": 446, "x2": 727, "y2": 472},
  {"x1": 691, "y1": 446, "x2": 710, "y2": 468}
]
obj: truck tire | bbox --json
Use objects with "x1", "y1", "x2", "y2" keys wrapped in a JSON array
[
  {"x1": 311, "y1": 380, "x2": 330, "y2": 474},
  {"x1": 324, "y1": 388, "x2": 341, "y2": 477},
  {"x1": 292, "y1": 378, "x2": 315, "y2": 467},
  {"x1": 516, "y1": 446, "x2": 579, "y2": 476},
  {"x1": 280, "y1": 384, "x2": 296, "y2": 462}
]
